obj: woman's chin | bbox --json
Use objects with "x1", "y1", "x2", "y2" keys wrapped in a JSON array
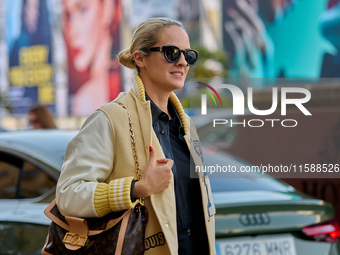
[
  {"x1": 74, "y1": 58, "x2": 89, "y2": 72},
  {"x1": 170, "y1": 82, "x2": 185, "y2": 92}
]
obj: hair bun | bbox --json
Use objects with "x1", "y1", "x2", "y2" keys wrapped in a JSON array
[{"x1": 118, "y1": 49, "x2": 135, "y2": 69}]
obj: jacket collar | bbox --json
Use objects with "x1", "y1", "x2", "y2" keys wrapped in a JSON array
[{"x1": 130, "y1": 74, "x2": 189, "y2": 135}]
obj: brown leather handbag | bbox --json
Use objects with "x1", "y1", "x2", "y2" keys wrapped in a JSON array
[
  {"x1": 41, "y1": 102, "x2": 148, "y2": 254},
  {"x1": 41, "y1": 199, "x2": 147, "y2": 254}
]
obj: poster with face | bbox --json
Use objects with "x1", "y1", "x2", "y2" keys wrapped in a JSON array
[
  {"x1": 130, "y1": 0, "x2": 199, "y2": 44},
  {"x1": 7, "y1": 0, "x2": 55, "y2": 114},
  {"x1": 62, "y1": 0, "x2": 122, "y2": 116},
  {"x1": 130, "y1": 0, "x2": 177, "y2": 29}
]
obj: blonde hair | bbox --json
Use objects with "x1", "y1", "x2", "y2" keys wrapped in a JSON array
[{"x1": 118, "y1": 17, "x2": 186, "y2": 73}]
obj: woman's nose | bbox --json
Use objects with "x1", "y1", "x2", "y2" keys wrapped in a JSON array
[{"x1": 176, "y1": 51, "x2": 188, "y2": 66}]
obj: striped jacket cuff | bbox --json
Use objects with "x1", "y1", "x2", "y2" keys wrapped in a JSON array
[
  {"x1": 108, "y1": 176, "x2": 136, "y2": 212},
  {"x1": 93, "y1": 177, "x2": 136, "y2": 217}
]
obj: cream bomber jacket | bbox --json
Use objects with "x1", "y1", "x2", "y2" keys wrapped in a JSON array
[{"x1": 56, "y1": 75, "x2": 216, "y2": 255}]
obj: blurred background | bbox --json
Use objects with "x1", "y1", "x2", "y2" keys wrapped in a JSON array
[
  {"x1": 1, "y1": 0, "x2": 339, "y2": 126},
  {"x1": 1, "y1": 0, "x2": 340, "y2": 217}
]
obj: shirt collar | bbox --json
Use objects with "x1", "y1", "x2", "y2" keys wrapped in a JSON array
[
  {"x1": 145, "y1": 93, "x2": 183, "y2": 128},
  {"x1": 129, "y1": 74, "x2": 189, "y2": 135}
]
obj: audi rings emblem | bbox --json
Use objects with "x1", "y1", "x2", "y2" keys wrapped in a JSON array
[{"x1": 239, "y1": 212, "x2": 271, "y2": 226}]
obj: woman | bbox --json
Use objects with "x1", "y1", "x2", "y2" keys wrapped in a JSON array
[
  {"x1": 28, "y1": 104, "x2": 56, "y2": 129},
  {"x1": 56, "y1": 17, "x2": 215, "y2": 255},
  {"x1": 62, "y1": 0, "x2": 121, "y2": 116}
]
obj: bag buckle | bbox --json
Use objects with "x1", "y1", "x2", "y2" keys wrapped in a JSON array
[{"x1": 63, "y1": 232, "x2": 88, "y2": 247}]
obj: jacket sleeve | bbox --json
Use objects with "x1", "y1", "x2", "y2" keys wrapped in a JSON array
[{"x1": 56, "y1": 110, "x2": 136, "y2": 218}]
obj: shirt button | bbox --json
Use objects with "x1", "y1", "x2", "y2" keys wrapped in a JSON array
[
  {"x1": 161, "y1": 129, "x2": 165, "y2": 134},
  {"x1": 165, "y1": 223, "x2": 169, "y2": 228},
  {"x1": 161, "y1": 113, "x2": 168, "y2": 119},
  {"x1": 187, "y1": 229, "x2": 191, "y2": 236}
]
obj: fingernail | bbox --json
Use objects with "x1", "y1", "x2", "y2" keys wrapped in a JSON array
[{"x1": 149, "y1": 146, "x2": 154, "y2": 152}]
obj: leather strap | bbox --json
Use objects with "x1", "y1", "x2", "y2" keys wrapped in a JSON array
[
  {"x1": 115, "y1": 209, "x2": 132, "y2": 254},
  {"x1": 44, "y1": 199, "x2": 69, "y2": 230},
  {"x1": 64, "y1": 216, "x2": 89, "y2": 250},
  {"x1": 88, "y1": 208, "x2": 132, "y2": 235},
  {"x1": 44, "y1": 199, "x2": 134, "y2": 236}
]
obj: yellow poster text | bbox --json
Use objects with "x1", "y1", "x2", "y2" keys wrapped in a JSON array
[{"x1": 19, "y1": 45, "x2": 49, "y2": 66}]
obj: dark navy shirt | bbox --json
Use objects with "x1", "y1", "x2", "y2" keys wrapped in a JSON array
[{"x1": 145, "y1": 94, "x2": 203, "y2": 229}]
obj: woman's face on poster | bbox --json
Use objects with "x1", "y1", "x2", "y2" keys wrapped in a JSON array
[
  {"x1": 63, "y1": 0, "x2": 107, "y2": 72},
  {"x1": 23, "y1": 0, "x2": 40, "y2": 33}
]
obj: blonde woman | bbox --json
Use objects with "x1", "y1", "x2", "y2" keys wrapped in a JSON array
[{"x1": 56, "y1": 17, "x2": 215, "y2": 255}]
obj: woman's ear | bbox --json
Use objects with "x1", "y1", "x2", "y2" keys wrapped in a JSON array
[{"x1": 133, "y1": 51, "x2": 146, "y2": 68}]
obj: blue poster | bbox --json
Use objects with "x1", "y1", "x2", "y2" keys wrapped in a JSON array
[
  {"x1": 7, "y1": 0, "x2": 55, "y2": 114},
  {"x1": 222, "y1": 0, "x2": 339, "y2": 79}
]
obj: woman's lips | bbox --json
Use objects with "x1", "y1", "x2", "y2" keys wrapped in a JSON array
[
  {"x1": 170, "y1": 71, "x2": 184, "y2": 77},
  {"x1": 72, "y1": 48, "x2": 81, "y2": 56}
]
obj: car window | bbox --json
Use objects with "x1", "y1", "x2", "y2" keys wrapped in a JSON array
[
  {"x1": 0, "y1": 152, "x2": 56, "y2": 200},
  {"x1": 0, "y1": 222, "x2": 48, "y2": 255},
  {"x1": 20, "y1": 161, "x2": 56, "y2": 199},
  {"x1": 0, "y1": 161, "x2": 20, "y2": 199}
]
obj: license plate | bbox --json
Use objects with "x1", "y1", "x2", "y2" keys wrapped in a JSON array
[{"x1": 216, "y1": 236, "x2": 296, "y2": 255}]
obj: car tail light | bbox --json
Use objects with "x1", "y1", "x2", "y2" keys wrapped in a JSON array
[
  {"x1": 302, "y1": 220, "x2": 340, "y2": 243},
  {"x1": 202, "y1": 148, "x2": 217, "y2": 154}
]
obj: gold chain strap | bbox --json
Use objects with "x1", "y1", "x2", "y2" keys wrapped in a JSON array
[{"x1": 116, "y1": 102, "x2": 142, "y2": 181}]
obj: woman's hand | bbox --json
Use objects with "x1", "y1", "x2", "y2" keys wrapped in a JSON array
[{"x1": 133, "y1": 146, "x2": 173, "y2": 198}]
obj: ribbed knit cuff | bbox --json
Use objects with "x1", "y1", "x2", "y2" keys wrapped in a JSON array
[
  {"x1": 94, "y1": 182, "x2": 112, "y2": 217},
  {"x1": 93, "y1": 177, "x2": 136, "y2": 217},
  {"x1": 108, "y1": 176, "x2": 136, "y2": 212}
]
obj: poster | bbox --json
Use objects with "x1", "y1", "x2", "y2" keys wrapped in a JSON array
[
  {"x1": 216, "y1": 0, "x2": 340, "y2": 219},
  {"x1": 7, "y1": 0, "x2": 55, "y2": 114},
  {"x1": 62, "y1": 0, "x2": 122, "y2": 116},
  {"x1": 130, "y1": 0, "x2": 177, "y2": 29},
  {"x1": 222, "y1": 0, "x2": 340, "y2": 79}
]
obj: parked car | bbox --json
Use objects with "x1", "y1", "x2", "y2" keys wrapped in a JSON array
[
  {"x1": 204, "y1": 148, "x2": 340, "y2": 255},
  {"x1": 0, "y1": 130, "x2": 339, "y2": 255},
  {"x1": 191, "y1": 109, "x2": 237, "y2": 151}
]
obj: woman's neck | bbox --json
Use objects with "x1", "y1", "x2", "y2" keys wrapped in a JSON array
[
  {"x1": 145, "y1": 90, "x2": 172, "y2": 118},
  {"x1": 140, "y1": 73, "x2": 174, "y2": 117}
]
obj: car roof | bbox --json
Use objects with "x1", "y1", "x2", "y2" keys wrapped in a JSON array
[{"x1": 0, "y1": 129, "x2": 77, "y2": 171}]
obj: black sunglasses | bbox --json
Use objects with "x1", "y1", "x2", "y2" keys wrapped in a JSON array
[{"x1": 143, "y1": 45, "x2": 199, "y2": 66}]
